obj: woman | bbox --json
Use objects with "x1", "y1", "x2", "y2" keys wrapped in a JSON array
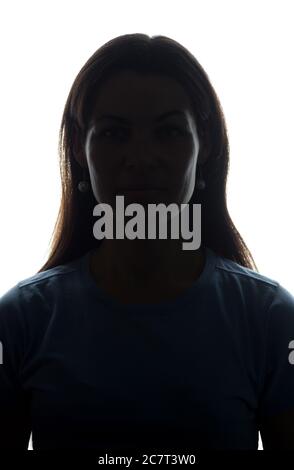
[{"x1": 1, "y1": 33, "x2": 294, "y2": 452}]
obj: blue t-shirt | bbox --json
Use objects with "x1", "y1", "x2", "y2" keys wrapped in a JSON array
[{"x1": 1, "y1": 246, "x2": 294, "y2": 451}]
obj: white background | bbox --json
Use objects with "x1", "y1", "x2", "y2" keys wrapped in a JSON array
[{"x1": 1, "y1": 0, "x2": 294, "y2": 452}]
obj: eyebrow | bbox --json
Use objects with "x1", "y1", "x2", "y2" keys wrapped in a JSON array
[{"x1": 95, "y1": 110, "x2": 187, "y2": 123}]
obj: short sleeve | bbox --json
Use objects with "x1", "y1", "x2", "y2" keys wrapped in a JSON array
[
  {"x1": 257, "y1": 283, "x2": 294, "y2": 419},
  {"x1": 0, "y1": 285, "x2": 32, "y2": 449}
]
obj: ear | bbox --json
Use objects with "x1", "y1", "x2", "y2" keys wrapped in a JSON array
[
  {"x1": 196, "y1": 129, "x2": 211, "y2": 166},
  {"x1": 198, "y1": 145, "x2": 209, "y2": 166},
  {"x1": 72, "y1": 123, "x2": 87, "y2": 169}
]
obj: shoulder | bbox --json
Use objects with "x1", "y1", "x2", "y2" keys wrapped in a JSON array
[
  {"x1": 0, "y1": 256, "x2": 83, "y2": 320},
  {"x1": 213, "y1": 251, "x2": 279, "y2": 289},
  {"x1": 217, "y1": 252, "x2": 294, "y2": 307},
  {"x1": 209, "y1": 250, "x2": 284, "y2": 310},
  {"x1": 0, "y1": 256, "x2": 87, "y2": 366},
  {"x1": 208, "y1": 250, "x2": 294, "y2": 340}
]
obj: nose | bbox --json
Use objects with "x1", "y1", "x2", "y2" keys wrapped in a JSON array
[{"x1": 123, "y1": 132, "x2": 158, "y2": 169}]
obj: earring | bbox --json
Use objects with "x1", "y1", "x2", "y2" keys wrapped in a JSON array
[
  {"x1": 78, "y1": 167, "x2": 90, "y2": 193},
  {"x1": 195, "y1": 164, "x2": 206, "y2": 190}
]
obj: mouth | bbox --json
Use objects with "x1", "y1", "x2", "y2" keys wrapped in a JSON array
[{"x1": 117, "y1": 187, "x2": 165, "y2": 192}]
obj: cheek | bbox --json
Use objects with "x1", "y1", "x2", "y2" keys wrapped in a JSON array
[
  {"x1": 87, "y1": 152, "x2": 118, "y2": 185},
  {"x1": 88, "y1": 137, "x2": 119, "y2": 167},
  {"x1": 171, "y1": 152, "x2": 197, "y2": 180},
  {"x1": 176, "y1": 161, "x2": 197, "y2": 196},
  {"x1": 166, "y1": 137, "x2": 196, "y2": 162},
  {"x1": 86, "y1": 162, "x2": 106, "y2": 196}
]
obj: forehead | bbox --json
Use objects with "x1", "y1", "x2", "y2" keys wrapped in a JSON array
[{"x1": 90, "y1": 70, "x2": 193, "y2": 120}]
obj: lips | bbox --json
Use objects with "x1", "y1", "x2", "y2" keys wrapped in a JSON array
[
  {"x1": 119, "y1": 187, "x2": 161, "y2": 191},
  {"x1": 117, "y1": 185, "x2": 163, "y2": 191}
]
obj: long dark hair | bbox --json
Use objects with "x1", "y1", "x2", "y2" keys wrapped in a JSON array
[{"x1": 37, "y1": 33, "x2": 258, "y2": 273}]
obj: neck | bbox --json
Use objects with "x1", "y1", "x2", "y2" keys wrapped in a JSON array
[{"x1": 90, "y1": 236, "x2": 205, "y2": 288}]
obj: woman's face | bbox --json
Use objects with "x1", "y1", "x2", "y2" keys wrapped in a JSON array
[{"x1": 78, "y1": 70, "x2": 203, "y2": 209}]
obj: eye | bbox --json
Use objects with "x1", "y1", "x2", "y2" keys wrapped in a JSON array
[
  {"x1": 99, "y1": 126, "x2": 128, "y2": 139},
  {"x1": 97, "y1": 125, "x2": 186, "y2": 141},
  {"x1": 156, "y1": 125, "x2": 184, "y2": 137}
]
